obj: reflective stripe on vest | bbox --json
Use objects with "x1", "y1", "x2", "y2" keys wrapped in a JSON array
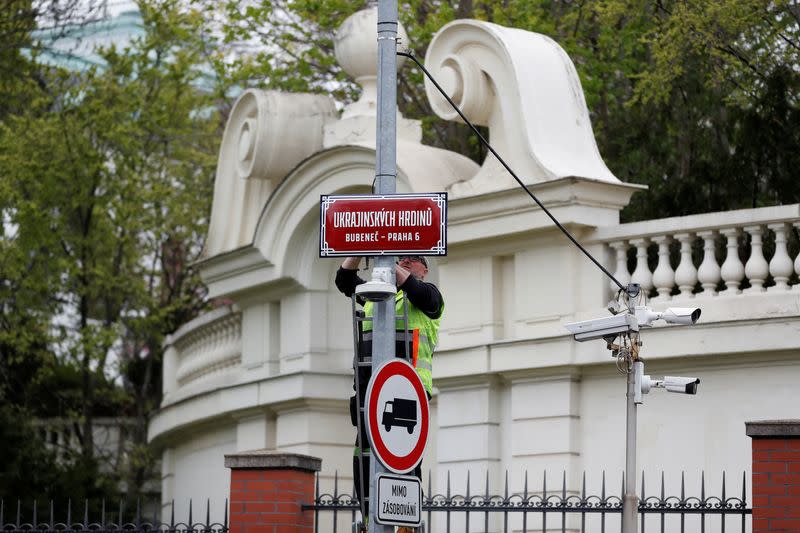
[{"x1": 361, "y1": 330, "x2": 429, "y2": 346}]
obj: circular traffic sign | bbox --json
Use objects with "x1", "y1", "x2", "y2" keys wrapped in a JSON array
[{"x1": 364, "y1": 359, "x2": 429, "y2": 473}]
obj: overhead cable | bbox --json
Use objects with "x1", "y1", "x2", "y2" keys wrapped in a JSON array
[{"x1": 397, "y1": 51, "x2": 626, "y2": 292}]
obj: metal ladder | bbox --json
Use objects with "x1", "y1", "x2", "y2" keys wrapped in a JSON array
[{"x1": 351, "y1": 293, "x2": 412, "y2": 532}]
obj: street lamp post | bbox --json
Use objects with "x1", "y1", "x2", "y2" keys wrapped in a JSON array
[{"x1": 370, "y1": 1, "x2": 399, "y2": 532}]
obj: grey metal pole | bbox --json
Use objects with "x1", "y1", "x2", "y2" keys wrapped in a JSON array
[
  {"x1": 369, "y1": 1, "x2": 398, "y2": 532},
  {"x1": 622, "y1": 363, "x2": 638, "y2": 533}
]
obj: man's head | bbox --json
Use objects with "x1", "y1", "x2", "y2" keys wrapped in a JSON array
[{"x1": 398, "y1": 255, "x2": 428, "y2": 279}]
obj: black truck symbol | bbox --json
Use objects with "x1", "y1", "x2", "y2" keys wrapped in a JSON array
[{"x1": 382, "y1": 398, "x2": 417, "y2": 434}]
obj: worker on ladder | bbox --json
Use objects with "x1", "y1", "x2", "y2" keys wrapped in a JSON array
[{"x1": 335, "y1": 255, "x2": 444, "y2": 532}]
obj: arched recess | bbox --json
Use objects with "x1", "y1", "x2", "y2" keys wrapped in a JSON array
[{"x1": 252, "y1": 145, "x2": 416, "y2": 293}]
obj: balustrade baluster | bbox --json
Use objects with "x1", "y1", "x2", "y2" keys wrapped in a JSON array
[
  {"x1": 696, "y1": 231, "x2": 720, "y2": 296},
  {"x1": 743, "y1": 225, "x2": 769, "y2": 293},
  {"x1": 674, "y1": 233, "x2": 698, "y2": 298},
  {"x1": 795, "y1": 223, "x2": 800, "y2": 291},
  {"x1": 720, "y1": 228, "x2": 744, "y2": 294},
  {"x1": 629, "y1": 239, "x2": 653, "y2": 297},
  {"x1": 768, "y1": 223, "x2": 793, "y2": 290},
  {"x1": 610, "y1": 241, "x2": 631, "y2": 294},
  {"x1": 651, "y1": 236, "x2": 675, "y2": 300}
]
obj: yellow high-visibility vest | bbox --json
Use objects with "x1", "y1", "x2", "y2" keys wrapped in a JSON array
[{"x1": 363, "y1": 290, "x2": 442, "y2": 394}]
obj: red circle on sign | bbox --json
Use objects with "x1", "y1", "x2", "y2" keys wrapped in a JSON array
[{"x1": 366, "y1": 359, "x2": 429, "y2": 473}]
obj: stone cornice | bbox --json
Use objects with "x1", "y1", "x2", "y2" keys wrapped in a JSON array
[
  {"x1": 224, "y1": 450, "x2": 321, "y2": 472},
  {"x1": 746, "y1": 420, "x2": 800, "y2": 438},
  {"x1": 446, "y1": 177, "x2": 644, "y2": 247}
]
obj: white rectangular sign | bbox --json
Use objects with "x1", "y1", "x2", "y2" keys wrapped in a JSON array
[{"x1": 375, "y1": 473, "x2": 422, "y2": 527}]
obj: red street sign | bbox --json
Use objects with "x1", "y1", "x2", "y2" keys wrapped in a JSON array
[
  {"x1": 319, "y1": 193, "x2": 447, "y2": 257},
  {"x1": 364, "y1": 359, "x2": 430, "y2": 474}
]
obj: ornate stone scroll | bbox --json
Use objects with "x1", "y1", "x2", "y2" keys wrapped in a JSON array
[
  {"x1": 423, "y1": 20, "x2": 620, "y2": 197},
  {"x1": 204, "y1": 90, "x2": 336, "y2": 257}
]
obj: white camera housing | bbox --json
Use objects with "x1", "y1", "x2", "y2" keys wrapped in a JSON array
[
  {"x1": 635, "y1": 361, "x2": 700, "y2": 403},
  {"x1": 564, "y1": 313, "x2": 639, "y2": 342},
  {"x1": 663, "y1": 376, "x2": 701, "y2": 394},
  {"x1": 354, "y1": 267, "x2": 396, "y2": 302},
  {"x1": 635, "y1": 306, "x2": 701, "y2": 327}
]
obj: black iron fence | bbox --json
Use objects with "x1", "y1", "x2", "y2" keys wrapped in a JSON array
[
  {"x1": 305, "y1": 470, "x2": 751, "y2": 533},
  {"x1": 0, "y1": 500, "x2": 228, "y2": 533}
]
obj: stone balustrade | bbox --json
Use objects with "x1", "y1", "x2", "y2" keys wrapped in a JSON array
[
  {"x1": 591, "y1": 204, "x2": 800, "y2": 300},
  {"x1": 167, "y1": 306, "x2": 242, "y2": 393}
]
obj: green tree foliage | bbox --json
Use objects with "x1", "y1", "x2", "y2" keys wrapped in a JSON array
[
  {"x1": 208, "y1": 0, "x2": 798, "y2": 221},
  {"x1": 0, "y1": 0, "x2": 220, "y2": 499}
]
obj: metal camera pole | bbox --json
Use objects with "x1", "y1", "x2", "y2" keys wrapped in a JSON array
[
  {"x1": 370, "y1": 1, "x2": 398, "y2": 532},
  {"x1": 622, "y1": 356, "x2": 638, "y2": 533},
  {"x1": 622, "y1": 283, "x2": 641, "y2": 533}
]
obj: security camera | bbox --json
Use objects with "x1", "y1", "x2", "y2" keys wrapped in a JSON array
[
  {"x1": 661, "y1": 308, "x2": 701, "y2": 325},
  {"x1": 663, "y1": 376, "x2": 700, "y2": 394},
  {"x1": 634, "y1": 306, "x2": 701, "y2": 327},
  {"x1": 635, "y1": 361, "x2": 700, "y2": 403},
  {"x1": 564, "y1": 313, "x2": 639, "y2": 342},
  {"x1": 355, "y1": 267, "x2": 396, "y2": 302},
  {"x1": 566, "y1": 305, "x2": 701, "y2": 343}
]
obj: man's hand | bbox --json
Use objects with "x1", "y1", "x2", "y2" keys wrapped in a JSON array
[
  {"x1": 341, "y1": 257, "x2": 412, "y2": 286},
  {"x1": 395, "y1": 263, "x2": 411, "y2": 286}
]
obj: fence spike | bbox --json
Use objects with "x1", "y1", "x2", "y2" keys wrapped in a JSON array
[
  {"x1": 504, "y1": 470, "x2": 509, "y2": 500},
  {"x1": 661, "y1": 472, "x2": 666, "y2": 501},
  {"x1": 447, "y1": 470, "x2": 451, "y2": 499},
  {"x1": 562, "y1": 471, "x2": 566, "y2": 499},
  {"x1": 484, "y1": 470, "x2": 490, "y2": 532},
  {"x1": 101, "y1": 499, "x2": 105, "y2": 526},
  {"x1": 84, "y1": 499, "x2": 89, "y2": 526},
  {"x1": 206, "y1": 498, "x2": 210, "y2": 526},
  {"x1": 581, "y1": 472, "x2": 586, "y2": 504},
  {"x1": 601, "y1": 471, "x2": 606, "y2": 502},
  {"x1": 742, "y1": 471, "x2": 748, "y2": 532},
  {"x1": 722, "y1": 471, "x2": 727, "y2": 503},
  {"x1": 524, "y1": 470, "x2": 529, "y2": 499},
  {"x1": 521, "y1": 469, "x2": 529, "y2": 532},
  {"x1": 466, "y1": 470, "x2": 471, "y2": 500},
  {"x1": 640, "y1": 472, "x2": 646, "y2": 532},
  {"x1": 334, "y1": 470, "x2": 339, "y2": 498},
  {"x1": 224, "y1": 498, "x2": 228, "y2": 529},
  {"x1": 170, "y1": 499, "x2": 175, "y2": 528},
  {"x1": 188, "y1": 498, "x2": 193, "y2": 526},
  {"x1": 543, "y1": 470, "x2": 547, "y2": 499},
  {"x1": 33, "y1": 500, "x2": 37, "y2": 527},
  {"x1": 67, "y1": 498, "x2": 71, "y2": 526},
  {"x1": 741, "y1": 471, "x2": 747, "y2": 505},
  {"x1": 16, "y1": 499, "x2": 20, "y2": 527},
  {"x1": 50, "y1": 500, "x2": 54, "y2": 528},
  {"x1": 641, "y1": 471, "x2": 646, "y2": 500},
  {"x1": 542, "y1": 470, "x2": 548, "y2": 532},
  {"x1": 681, "y1": 472, "x2": 686, "y2": 503},
  {"x1": 701, "y1": 471, "x2": 706, "y2": 502},
  {"x1": 620, "y1": 470, "x2": 624, "y2": 498}
]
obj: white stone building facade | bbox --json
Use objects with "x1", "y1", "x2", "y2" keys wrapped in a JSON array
[{"x1": 147, "y1": 7, "x2": 800, "y2": 529}]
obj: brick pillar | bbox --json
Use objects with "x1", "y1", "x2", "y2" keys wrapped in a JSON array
[
  {"x1": 746, "y1": 420, "x2": 800, "y2": 532},
  {"x1": 225, "y1": 450, "x2": 321, "y2": 533}
]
